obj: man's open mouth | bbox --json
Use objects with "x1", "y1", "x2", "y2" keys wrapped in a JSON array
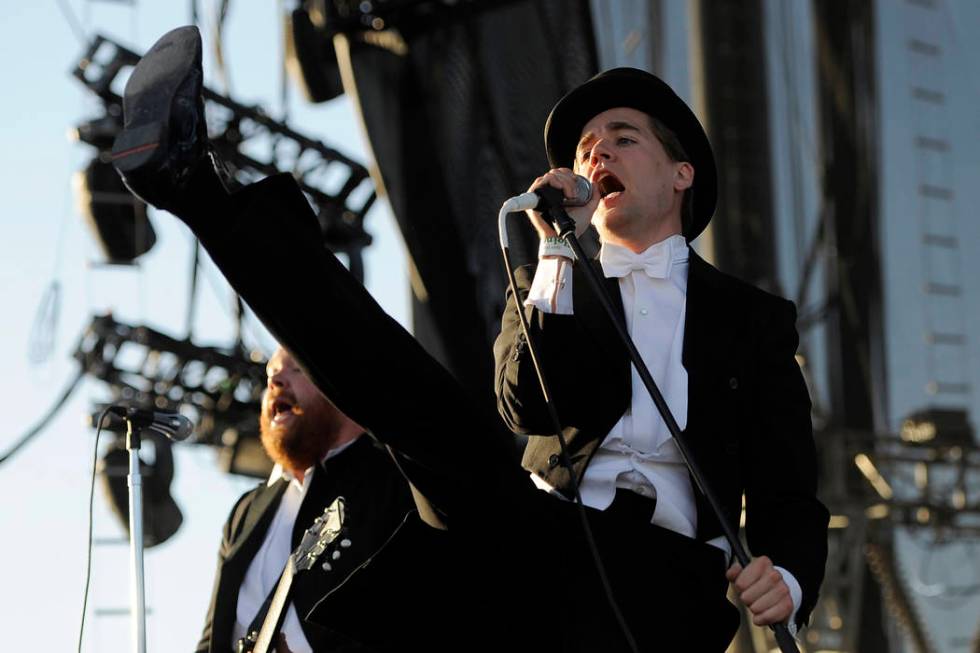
[
  {"x1": 595, "y1": 172, "x2": 625, "y2": 201},
  {"x1": 271, "y1": 397, "x2": 299, "y2": 425}
]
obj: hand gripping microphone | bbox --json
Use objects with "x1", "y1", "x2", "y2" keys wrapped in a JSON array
[
  {"x1": 498, "y1": 175, "x2": 593, "y2": 247},
  {"x1": 503, "y1": 175, "x2": 592, "y2": 212},
  {"x1": 109, "y1": 406, "x2": 194, "y2": 441}
]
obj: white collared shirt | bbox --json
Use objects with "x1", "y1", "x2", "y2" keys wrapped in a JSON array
[
  {"x1": 525, "y1": 235, "x2": 802, "y2": 626},
  {"x1": 231, "y1": 438, "x2": 358, "y2": 652},
  {"x1": 528, "y1": 236, "x2": 699, "y2": 535}
]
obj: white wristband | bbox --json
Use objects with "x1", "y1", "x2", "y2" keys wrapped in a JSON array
[{"x1": 538, "y1": 236, "x2": 575, "y2": 260}]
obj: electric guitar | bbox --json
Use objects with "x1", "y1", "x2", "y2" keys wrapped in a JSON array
[{"x1": 236, "y1": 496, "x2": 350, "y2": 653}]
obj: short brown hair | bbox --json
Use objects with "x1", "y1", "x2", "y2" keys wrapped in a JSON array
[{"x1": 647, "y1": 114, "x2": 695, "y2": 235}]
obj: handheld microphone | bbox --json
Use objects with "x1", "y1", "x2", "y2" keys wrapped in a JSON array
[
  {"x1": 108, "y1": 406, "x2": 195, "y2": 441},
  {"x1": 503, "y1": 175, "x2": 592, "y2": 212}
]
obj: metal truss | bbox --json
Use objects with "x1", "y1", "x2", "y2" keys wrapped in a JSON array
[
  {"x1": 74, "y1": 313, "x2": 266, "y2": 453},
  {"x1": 71, "y1": 32, "x2": 376, "y2": 279},
  {"x1": 868, "y1": 436, "x2": 980, "y2": 536},
  {"x1": 796, "y1": 423, "x2": 980, "y2": 653}
]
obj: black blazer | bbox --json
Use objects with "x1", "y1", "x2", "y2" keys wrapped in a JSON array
[
  {"x1": 195, "y1": 435, "x2": 416, "y2": 652},
  {"x1": 183, "y1": 174, "x2": 815, "y2": 649},
  {"x1": 492, "y1": 252, "x2": 830, "y2": 627}
]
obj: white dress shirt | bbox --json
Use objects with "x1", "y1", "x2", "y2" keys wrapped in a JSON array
[
  {"x1": 525, "y1": 234, "x2": 802, "y2": 626},
  {"x1": 231, "y1": 439, "x2": 358, "y2": 652}
]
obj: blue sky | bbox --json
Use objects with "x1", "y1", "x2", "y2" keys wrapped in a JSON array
[{"x1": 0, "y1": 3, "x2": 408, "y2": 651}]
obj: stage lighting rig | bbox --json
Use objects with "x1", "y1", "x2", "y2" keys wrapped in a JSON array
[
  {"x1": 804, "y1": 412, "x2": 980, "y2": 652},
  {"x1": 821, "y1": 410, "x2": 979, "y2": 539},
  {"x1": 74, "y1": 313, "x2": 271, "y2": 478},
  {"x1": 866, "y1": 410, "x2": 980, "y2": 536},
  {"x1": 74, "y1": 314, "x2": 272, "y2": 546},
  {"x1": 71, "y1": 33, "x2": 376, "y2": 279}
]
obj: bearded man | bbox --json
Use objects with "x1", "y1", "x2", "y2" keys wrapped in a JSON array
[{"x1": 196, "y1": 346, "x2": 416, "y2": 653}]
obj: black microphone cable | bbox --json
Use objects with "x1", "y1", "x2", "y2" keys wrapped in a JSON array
[
  {"x1": 77, "y1": 405, "x2": 113, "y2": 653},
  {"x1": 0, "y1": 366, "x2": 85, "y2": 467},
  {"x1": 497, "y1": 195, "x2": 640, "y2": 653}
]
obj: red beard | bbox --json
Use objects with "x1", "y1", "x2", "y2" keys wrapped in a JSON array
[{"x1": 259, "y1": 392, "x2": 334, "y2": 472}]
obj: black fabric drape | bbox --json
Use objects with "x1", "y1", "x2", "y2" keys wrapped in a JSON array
[{"x1": 341, "y1": 0, "x2": 597, "y2": 400}]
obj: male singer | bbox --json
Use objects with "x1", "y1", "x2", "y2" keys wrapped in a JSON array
[{"x1": 493, "y1": 66, "x2": 828, "y2": 642}]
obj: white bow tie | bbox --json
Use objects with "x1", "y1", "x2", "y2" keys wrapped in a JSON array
[{"x1": 599, "y1": 239, "x2": 686, "y2": 279}]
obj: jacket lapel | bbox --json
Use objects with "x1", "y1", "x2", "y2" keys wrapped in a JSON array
[
  {"x1": 682, "y1": 252, "x2": 738, "y2": 427},
  {"x1": 209, "y1": 478, "x2": 288, "y2": 652},
  {"x1": 225, "y1": 478, "x2": 288, "y2": 564}
]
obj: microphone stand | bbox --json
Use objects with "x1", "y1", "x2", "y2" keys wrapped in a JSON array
[
  {"x1": 497, "y1": 200, "x2": 640, "y2": 653},
  {"x1": 124, "y1": 418, "x2": 148, "y2": 653},
  {"x1": 544, "y1": 205, "x2": 800, "y2": 653}
]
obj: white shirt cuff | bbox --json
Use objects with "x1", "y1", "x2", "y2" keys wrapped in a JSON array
[
  {"x1": 525, "y1": 255, "x2": 574, "y2": 314},
  {"x1": 774, "y1": 565, "x2": 803, "y2": 635}
]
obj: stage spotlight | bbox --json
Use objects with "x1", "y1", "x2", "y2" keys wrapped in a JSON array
[
  {"x1": 74, "y1": 155, "x2": 156, "y2": 263},
  {"x1": 285, "y1": 6, "x2": 345, "y2": 103},
  {"x1": 99, "y1": 431, "x2": 183, "y2": 547},
  {"x1": 900, "y1": 407, "x2": 974, "y2": 448}
]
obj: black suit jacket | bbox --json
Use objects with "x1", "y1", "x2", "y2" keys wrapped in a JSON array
[
  {"x1": 195, "y1": 435, "x2": 416, "y2": 653},
  {"x1": 182, "y1": 173, "x2": 808, "y2": 650},
  {"x1": 492, "y1": 252, "x2": 830, "y2": 627}
]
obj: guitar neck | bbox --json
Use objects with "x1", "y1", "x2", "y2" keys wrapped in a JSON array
[{"x1": 251, "y1": 555, "x2": 297, "y2": 653}]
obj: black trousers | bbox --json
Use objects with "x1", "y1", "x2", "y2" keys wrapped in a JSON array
[{"x1": 183, "y1": 173, "x2": 739, "y2": 651}]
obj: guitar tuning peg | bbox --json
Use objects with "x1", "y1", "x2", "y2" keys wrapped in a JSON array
[
  {"x1": 321, "y1": 561, "x2": 332, "y2": 572},
  {"x1": 331, "y1": 550, "x2": 341, "y2": 560},
  {"x1": 340, "y1": 539, "x2": 352, "y2": 548}
]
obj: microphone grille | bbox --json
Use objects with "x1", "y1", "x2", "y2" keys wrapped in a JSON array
[
  {"x1": 171, "y1": 416, "x2": 195, "y2": 441},
  {"x1": 565, "y1": 175, "x2": 592, "y2": 207}
]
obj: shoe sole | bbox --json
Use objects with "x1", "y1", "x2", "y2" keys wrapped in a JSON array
[{"x1": 111, "y1": 26, "x2": 202, "y2": 172}]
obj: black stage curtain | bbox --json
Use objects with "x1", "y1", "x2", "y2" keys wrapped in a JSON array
[{"x1": 340, "y1": 0, "x2": 596, "y2": 402}]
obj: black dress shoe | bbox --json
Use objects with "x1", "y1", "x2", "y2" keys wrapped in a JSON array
[{"x1": 111, "y1": 26, "x2": 211, "y2": 211}]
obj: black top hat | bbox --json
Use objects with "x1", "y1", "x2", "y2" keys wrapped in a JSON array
[{"x1": 544, "y1": 67, "x2": 717, "y2": 240}]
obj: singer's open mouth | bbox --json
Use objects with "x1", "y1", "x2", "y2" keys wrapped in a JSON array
[
  {"x1": 595, "y1": 172, "x2": 625, "y2": 201},
  {"x1": 271, "y1": 397, "x2": 297, "y2": 425}
]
